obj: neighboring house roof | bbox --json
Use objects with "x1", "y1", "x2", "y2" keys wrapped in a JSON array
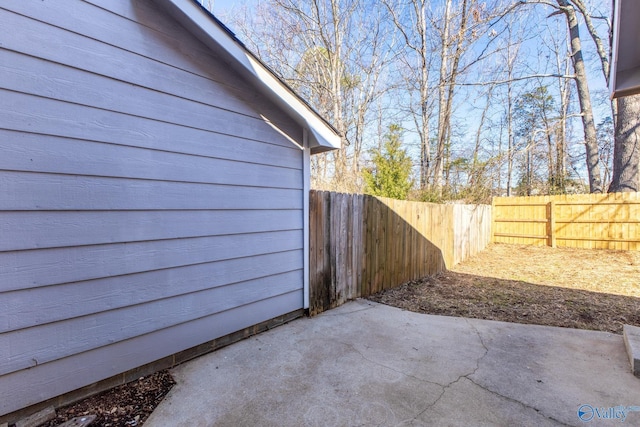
[
  {"x1": 610, "y1": 0, "x2": 640, "y2": 98},
  {"x1": 156, "y1": 0, "x2": 341, "y2": 153}
]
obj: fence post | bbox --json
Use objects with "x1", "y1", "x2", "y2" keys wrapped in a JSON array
[
  {"x1": 548, "y1": 201, "x2": 556, "y2": 248},
  {"x1": 490, "y1": 197, "x2": 496, "y2": 243}
]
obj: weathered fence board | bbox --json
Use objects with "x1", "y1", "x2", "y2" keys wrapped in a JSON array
[
  {"x1": 492, "y1": 192, "x2": 640, "y2": 250},
  {"x1": 309, "y1": 191, "x2": 492, "y2": 315}
]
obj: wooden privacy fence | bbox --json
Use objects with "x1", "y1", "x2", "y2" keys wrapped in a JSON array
[
  {"x1": 492, "y1": 192, "x2": 640, "y2": 250},
  {"x1": 309, "y1": 191, "x2": 492, "y2": 315}
]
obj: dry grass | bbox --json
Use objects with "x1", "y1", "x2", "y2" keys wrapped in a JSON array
[{"x1": 368, "y1": 244, "x2": 640, "y2": 334}]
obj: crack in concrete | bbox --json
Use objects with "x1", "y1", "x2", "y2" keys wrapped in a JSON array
[
  {"x1": 406, "y1": 377, "x2": 458, "y2": 423},
  {"x1": 324, "y1": 335, "x2": 451, "y2": 426},
  {"x1": 337, "y1": 338, "x2": 446, "y2": 389},
  {"x1": 313, "y1": 334, "x2": 451, "y2": 427},
  {"x1": 323, "y1": 316, "x2": 498, "y2": 424},
  {"x1": 332, "y1": 318, "x2": 493, "y2": 424},
  {"x1": 320, "y1": 309, "x2": 571, "y2": 425},
  {"x1": 466, "y1": 377, "x2": 572, "y2": 426},
  {"x1": 464, "y1": 318, "x2": 490, "y2": 376},
  {"x1": 463, "y1": 319, "x2": 572, "y2": 427},
  {"x1": 407, "y1": 320, "x2": 491, "y2": 422}
]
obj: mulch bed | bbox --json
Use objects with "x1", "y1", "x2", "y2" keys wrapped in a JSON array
[{"x1": 36, "y1": 371, "x2": 175, "y2": 427}]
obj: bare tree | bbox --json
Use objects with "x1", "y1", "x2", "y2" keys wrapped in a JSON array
[
  {"x1": 555, "y1": 0, "x2": 602, "y2": 192},
  {"x1": 539, "y1": 16, "x2": 573, "y2": 192},
  {"x1": 609, "y1": 95, "x2": 640, "y2": 192},
  {"x1": 433, "y1": 0, "x2": 523, "y2": 195},
  {"x1": 570, "y1": 0, "x2": 639, "y2": 192},
  {"x1": 382, "y1": 0, "x2": 433, "y2": 189},
  {"x1": 500, "y1": 20, "x2": 524, "y2": 196},
  {"x1": 230, "y1": 0, "x2": 396, "y2": 192},
  {"x1": 554, "y1": 47, "x2": 572, "y2": 192},
  {"x1": 224, "y1": 0, "x2": 626, "y2": 198},
  {"x1": 432, "y1": 0, "x2": 480, "y2": 193},
  {"x1": 521, "y1": 0, "x2": 602, "y2": 192}
]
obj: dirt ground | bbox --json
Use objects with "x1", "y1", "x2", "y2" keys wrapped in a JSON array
[{"x1": 369, "y1": 243, "x2": 640, "y2": 334}]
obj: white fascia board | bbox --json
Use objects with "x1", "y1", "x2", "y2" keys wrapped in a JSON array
[
  {"x1": 155, "y1": 0, "x2": 341, "y2": 153},
  {"x1": 610, "y1": 0, "x2": 621, "y2": 98}
]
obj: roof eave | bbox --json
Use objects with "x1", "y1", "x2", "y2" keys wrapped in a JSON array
[
  {"x1": 610, "y1": 0, "x2": 640, "y2": 98},
  {"x1": 154, "y1": 0, "x2": 341, "y2": 153}
]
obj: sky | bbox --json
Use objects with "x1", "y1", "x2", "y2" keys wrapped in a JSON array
[
  {"x1": 198, "y1": 0, "x2": 244, "y2": 16},
  {"x1": 211, "y1": 0, "x2": 236, "y2": 12}
]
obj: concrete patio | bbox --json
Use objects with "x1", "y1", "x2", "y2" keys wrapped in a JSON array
[{"x1": 146, "y1": 300, "x2": 640, "y2": 426}]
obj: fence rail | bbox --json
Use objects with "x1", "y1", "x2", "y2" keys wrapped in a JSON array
[
  {"x1": 309, "y1": 191, "x2": 492, "y2": 315},
  {"x1": 492, "y1": 192, "x2": 640, "y2": 250}
]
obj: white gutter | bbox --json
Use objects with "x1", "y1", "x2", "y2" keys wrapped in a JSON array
[{"x1": 302, "y1": 129, "x2": 311, "y2": 309}]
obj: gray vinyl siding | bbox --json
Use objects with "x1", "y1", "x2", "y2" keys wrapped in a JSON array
[{"x1": 0, "y1": 0, "x2": 305, "y2": 415}]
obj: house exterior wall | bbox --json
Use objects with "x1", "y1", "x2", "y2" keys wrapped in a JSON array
[{"x1": 0, "y1": 0, "x2": 306, "y2": 415}]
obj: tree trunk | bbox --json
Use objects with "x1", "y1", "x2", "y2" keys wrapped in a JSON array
[
  {"x1": 419, "y1": 1, "x2": 431, "y2": 189},
  {"x1": 558, "y1": 0, "x2": 602, "y2": 193},
  {"x1": 433, "y1": 0, "x2": 452, "y2": 194},
  {"x1": 505, "y1": 24, "x2": 517, "y2": 197},
  {"x1": 507, "y1": 81, "x2": 513, "y2": 196},
  {"x1": 420, "y1": 93, "x2": 430, "y2": 189},
  {"x1": 609, "y1": 93, "x2": 640, "y2": 192},
  {"x1": 471, "y1": 85, "x2": 493, "y2": 187},
  {"x1": 556, "y1": 66, "x2": 570, "y2": 193},
  {"x1": 383, "y1": 0, "x2": 431, "y2": 190}
]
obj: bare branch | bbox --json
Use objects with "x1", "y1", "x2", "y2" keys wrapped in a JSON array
[
  {"x1": 569, "y1": 0, "x2": 610, "y2": 83},
  {"x1": 520, "y1": 0, "x2": 565, "y2": 11},
  {"x1": 457, "y1": 73, "x2": 575, "y2": 86}
]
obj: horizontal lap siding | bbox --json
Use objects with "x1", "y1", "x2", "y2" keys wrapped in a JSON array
[
  {"x1": 1, "y1": 292, "x2": 301, "y2": 414},
  {"x1": 0, "y1": 0, "x2": 305, "y2": 416}
]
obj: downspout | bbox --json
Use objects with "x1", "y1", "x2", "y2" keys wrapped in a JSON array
[{"x1": 303, "y1": 128, "x2": 311, "y2": 310}]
